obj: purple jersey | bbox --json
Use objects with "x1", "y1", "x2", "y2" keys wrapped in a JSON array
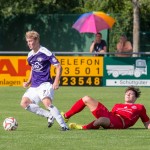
[{"x1": 27, "y1": 46, "x2": 59, "y2": 87}]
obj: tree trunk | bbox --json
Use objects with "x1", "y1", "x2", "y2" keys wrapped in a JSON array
[{"x1": 132, "y1": 0, "x2": 140, "y2": 57}]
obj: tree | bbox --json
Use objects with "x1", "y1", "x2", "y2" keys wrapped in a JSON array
[
  {"x1": 132, "y1": 0, "x2": 140, "y2": 56},
  {"x1": 79, "y1": 0, "x2": 150, "y2": 54},
  {"x1": 0, "y1": 0, "x2": 150, "y2": 53},
  {"x1": 0, "y1": 0, "x2": 81, "y2": 16}
]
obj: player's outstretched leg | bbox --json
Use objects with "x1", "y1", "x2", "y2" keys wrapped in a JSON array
[
  {"x1": 48, "y1": 105, "x2": 69, "y2": 131},
  {"x1": 47, "y1": 112, "x2": 55, "y2": 128},
  {"x1": 25, "y1": 103, "x2": 56, "y2": 127},
  {"x1": 61, "y1": 112, "x2": 69, "y2": 123},
  {"x1": 69, "y1": 123, "x2": 83, "y2": 130},
  {"x1": 61, "y1": 99, "x2": 86, "y2": 121},
  {"x1": 69, "y1": 121, "x2": 100, "y2": 130}
]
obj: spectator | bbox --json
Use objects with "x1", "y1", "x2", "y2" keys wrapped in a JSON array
[
  {"x1": 90, "y1": 33, "x2": 107, "y2": 56},
  {"x1": 116, "y1": 35, "x2": 133, "y2": 57}
]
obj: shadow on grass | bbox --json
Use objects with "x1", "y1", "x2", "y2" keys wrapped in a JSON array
[{"x1": 127, "y1": 128, "x2": 146, "y2": 130}]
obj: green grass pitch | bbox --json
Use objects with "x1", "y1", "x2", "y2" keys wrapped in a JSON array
[{"x1": 0, "y1": 86, "x2": 150, "y2": 150}]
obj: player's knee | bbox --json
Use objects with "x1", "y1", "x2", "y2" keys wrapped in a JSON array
[
  {"x1": 20, "y1": 98, "x2": 31, "y2": 109},
  {"x1": 82, "y1": 95, "x2": 93, "y2": 103},
  {"x1": 20, "y1": 100, "x2": 26, "y2": 108},
  {"x1": 42, "y1": 97, "x2": 52, "y2": 109}
]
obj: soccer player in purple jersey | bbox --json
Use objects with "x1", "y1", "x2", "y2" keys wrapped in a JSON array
[{"x1": 20, "y1": 30, "x2": 69, "y2": 131}]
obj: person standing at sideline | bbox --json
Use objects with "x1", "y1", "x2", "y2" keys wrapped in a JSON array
[
  {"x1": 116, "y1": 35, "x2": 133, "y2": 57},
  {"x1": 90, "y1": 33, "x2": 107, "y2": 56},
  {"x1": 20, "y1": 30, "x2": 69, "y2": 131}
]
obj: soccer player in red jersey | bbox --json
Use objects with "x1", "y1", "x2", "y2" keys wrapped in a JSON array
[{"x1": 61, "y1": 86, "x2": 150, "y2": 130}]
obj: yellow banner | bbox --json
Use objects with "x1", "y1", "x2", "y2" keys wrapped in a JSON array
[
  {"x1": 52, "y1": 56, "x2": 103, "y2": 76},
  {"x1": 0, "y1": 56, "x2": 103, "y2": 86}
]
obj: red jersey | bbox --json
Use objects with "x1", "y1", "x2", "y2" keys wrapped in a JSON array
[{"x1": 111, "y1": 104, "x2": 149, "y2": 128}]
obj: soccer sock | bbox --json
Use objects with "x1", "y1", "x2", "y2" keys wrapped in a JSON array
[
  {"x1": 82, "y1": 121, "x2": 100, "y2": 130},
  {"x1": 48, "y1": 105, "x2": 67, "y2": 128},
  {"x1": 26, "y1": 103, "x2": 50, "y2": 118},
  {"x1": 65, "y1": 98, "x2": 85, "y2": 119}
]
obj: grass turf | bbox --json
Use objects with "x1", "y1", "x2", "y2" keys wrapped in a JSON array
[{"x1": 0, "y1": 86, "x2": 150, "y2": 150}]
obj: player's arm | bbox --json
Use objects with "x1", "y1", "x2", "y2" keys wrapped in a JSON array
[
  {"x1": 140, "y1": 105, "x2": 150, "y2": 129},
  {"x1": 93, "y1": 117, "x2": 110, "y2": 129},
  {"x1": 23, "y1": 70, "x2": 32, "y2": 88},
  {"x1": 52, "y1": 63, "x2": 62, "y2": 90},
  {"x1": 143, "y1": 119, "x2": 150, "y2": 129}
]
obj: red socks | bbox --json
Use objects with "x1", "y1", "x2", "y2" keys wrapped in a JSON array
[
  {"x1": 65, "y1": 99, "x2": 85, "y2": 118},
  {"x1": 82, "y1": 121, "x2": 100, "y2": 130},
  {"x1": 64, "y1": 98, "x2": 100, "y2": 130}
]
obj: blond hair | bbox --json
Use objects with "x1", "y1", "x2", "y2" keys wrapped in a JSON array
[{"x1": 25, "y1": 30, "x2": 40, "y2": 41}]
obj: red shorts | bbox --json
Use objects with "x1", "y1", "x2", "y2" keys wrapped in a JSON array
[{"x1": 92, "y1": 102, "x2": 124, "y2": 129}]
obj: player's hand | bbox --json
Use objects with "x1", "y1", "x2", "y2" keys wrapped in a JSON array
[
  {"x1": 23, "y1": 82, "x2": 30, "y2": 88},
  {"x1": 52, "y1": 83, "x2": 59, "y2": 90}
]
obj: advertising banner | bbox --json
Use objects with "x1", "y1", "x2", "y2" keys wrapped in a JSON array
[
  {"x1": 103, "y1": 57, "x2": 150, "y2": 86},
  {"x1": 0, "y1": 56, "x2": 104, "y2": 86},
  {"x1": 0, "y1": 56, "x2": 30, "y2": 86}
]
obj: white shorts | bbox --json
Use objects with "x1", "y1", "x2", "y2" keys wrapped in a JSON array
[{"x1": 22, "y1": 82, "x2": 54, "y2": 105}]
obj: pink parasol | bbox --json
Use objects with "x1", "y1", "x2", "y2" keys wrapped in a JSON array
[{"x1": 72, "y1": 11, "x2": 116, "y2": 34}]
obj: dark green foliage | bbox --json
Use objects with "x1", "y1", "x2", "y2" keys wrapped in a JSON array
[{"x1": 0, "y1": 0, "x2": 150, "y2": 52}]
